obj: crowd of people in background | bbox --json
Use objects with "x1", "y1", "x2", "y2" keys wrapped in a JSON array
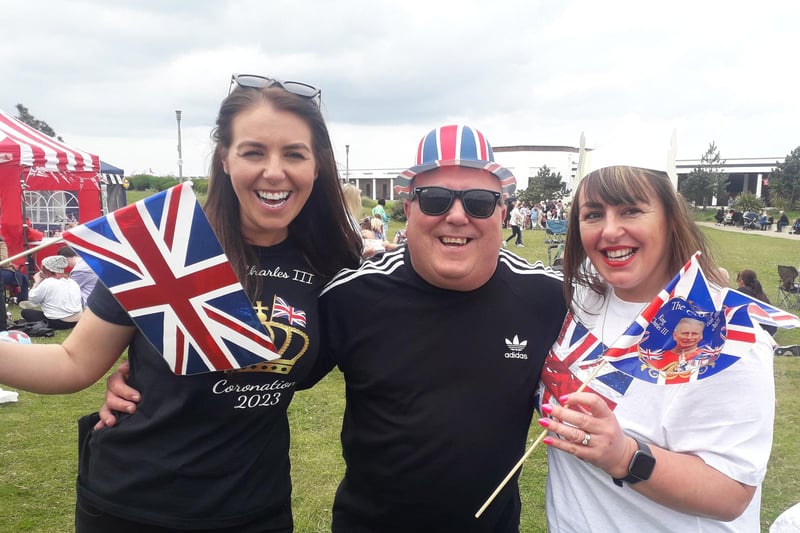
[
  {"x1": 503, "y1": 198, "x2": 568, "y2": 231},
  {"x1": 716, "y1": 204, "x2": 800, "y2": 235}
]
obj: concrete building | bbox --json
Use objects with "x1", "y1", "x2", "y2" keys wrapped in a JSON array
[
  {"x1": 342, "y1": 168, "x2": 404, "y2": 201},
  {"x1": 675, "y1": 156, "x2": 786, "y2": 202},
  {"x1": 341, "y1": 132, "x2": 787, "y2": 204},
  {"x1": 492, "y1": 144, "x2": 586, "y2": 193},
  {"x1": 341, "y1": 145, "x2": 587, "y2": 201}
]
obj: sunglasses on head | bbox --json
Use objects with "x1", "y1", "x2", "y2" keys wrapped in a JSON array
[
  {"x1": 228, "y1": 74, "x2": 321, "y2": 106},
  {"x1": 412, "y1": 186, "x2": 502, "y2": 219}
]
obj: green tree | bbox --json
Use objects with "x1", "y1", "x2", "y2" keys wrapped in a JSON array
[
  {"x1": 733, "y1": 191, "x2": 764, "y2": 213},
  {"x1": 517, "y1": 165, "x2": 565, "y2": 204},
  {"x1": 390, "y1": 200, "x2": 406, "y2": 222},
  {"x1": 127, "y1": 174, "x2": 154, "y2": 191},
  {"x1": 768, "y1": 146, "x2": 800, "y2": 209},
  {"x1": 679, "y1": 142, "x2": 726, "y2": 208},
  {"x1": 15, "y1": 103, "x2": 64, "y2": 142},
  {"x1": 192, "y1": 179, "x2": 209, "y2": 195}
]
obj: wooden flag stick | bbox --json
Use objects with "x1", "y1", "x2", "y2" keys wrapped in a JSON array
[
  {"x1": 474, "y1": 358, "x2": 609, "y2": 518},
  {"x1": 0, "y1": 239, "x2": 64, "y2": 268}
]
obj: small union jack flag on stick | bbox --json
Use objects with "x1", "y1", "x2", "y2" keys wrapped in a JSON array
[{"x1": 62, "y1": 182, "x2": 280, "y2": 375}]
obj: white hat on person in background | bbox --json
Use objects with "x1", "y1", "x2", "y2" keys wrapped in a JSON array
[{"x1": 41, "y1": 255, "x2": 68, "y2": 274}]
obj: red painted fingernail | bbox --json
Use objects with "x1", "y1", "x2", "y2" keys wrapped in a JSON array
[
  {"x1": 543, "y1": 437, "x2": 553, "y2": 445},
  {"x1": 541, "y1": 404, "x2": 553, "y2": 414},
  {"x1": 559, "y1": 395, "x2": 569, "y2": 404},
  {"x1": 538, "y1": 418, "x2": 550, "y2": 428}
]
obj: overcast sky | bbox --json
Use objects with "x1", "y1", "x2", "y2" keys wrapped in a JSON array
[{"x1": 2, "y1": 0, "x2": 797, "y2": 178}]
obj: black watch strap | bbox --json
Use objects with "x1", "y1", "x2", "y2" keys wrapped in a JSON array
[{"x1": 613, "y1": 438, "x2": 655, "y2": 487}]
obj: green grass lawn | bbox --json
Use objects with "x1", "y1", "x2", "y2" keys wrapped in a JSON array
[{"x1": 1, "y1": 219, "x2": 798, "y2": 532}]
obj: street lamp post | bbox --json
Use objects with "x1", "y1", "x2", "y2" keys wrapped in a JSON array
[
  {"x1": 345, "y1": 144, "x2": 350, "y2": 182},
  {"x1": 175, "y1": 110, "x2": 183, "y2": 181}
]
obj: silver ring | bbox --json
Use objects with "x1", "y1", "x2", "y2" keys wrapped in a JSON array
[{"x1": 581, "y1": 433, "x2": 591, "y2": 446}]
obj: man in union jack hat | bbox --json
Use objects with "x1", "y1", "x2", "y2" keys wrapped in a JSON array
[{"x1": 300, "y1": 124, "x2": 565, "y2": 531}]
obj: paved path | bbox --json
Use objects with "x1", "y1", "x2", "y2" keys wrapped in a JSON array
[{"x1": 697, "y1": 221, "x2": 800, "y2": 241}]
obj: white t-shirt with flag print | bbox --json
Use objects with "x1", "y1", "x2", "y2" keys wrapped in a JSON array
[{"x1": 542, "y1": 284, "x2": 774, "y2": 533}]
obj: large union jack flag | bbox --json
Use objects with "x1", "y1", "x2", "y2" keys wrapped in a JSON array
[
  {"x1": 62, "y1": 182, "x2": 280, "y2": 375},
  {"x1": 540, "y1": 252, "x2": 800, "y2": 409}
]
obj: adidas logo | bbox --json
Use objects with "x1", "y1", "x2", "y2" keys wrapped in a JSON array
[
  {"x1": 504, "y1": 334, "x2": 528, "y2": 359},
  {"x1": 506, "y1": 335, "x2": 527, "y2": 351}
]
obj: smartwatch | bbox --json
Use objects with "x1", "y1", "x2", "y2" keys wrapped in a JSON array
[{"x1": 613, "y1": 438, "x2": 656, "y2": 487}]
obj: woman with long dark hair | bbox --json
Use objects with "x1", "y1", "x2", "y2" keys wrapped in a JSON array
[{"x1": 0, "y1": 74, "x2": 361, "y2": 532}]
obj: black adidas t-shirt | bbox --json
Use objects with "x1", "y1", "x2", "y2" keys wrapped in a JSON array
[
  {"x1": 77, "y1": 239, "x2": 323, "y2": 530},
  {"x1": 310, "y1": 247, "x2": 566, "y2": 532}
]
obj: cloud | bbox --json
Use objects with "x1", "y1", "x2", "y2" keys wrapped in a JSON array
[{"x1": 2, "y1": 0, "x2": 798, "y2": 177}]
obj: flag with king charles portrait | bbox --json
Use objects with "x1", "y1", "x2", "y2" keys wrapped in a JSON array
[
  {"x1": 62, "y1": 182, "x2": 281, "y2": 375},
  {"x1": 539, "y1": 252, "x2": 800, "y2": 410}
]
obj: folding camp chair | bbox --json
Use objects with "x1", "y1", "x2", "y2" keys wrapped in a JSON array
[
  {"x1": 777, "y1": 265, "x2": 800, "y2": 310},
  {"x1": 548, "y1": 243, "x2": 564, "y2": 271},
  {"x1": 544, "y1": 219, "x2": 568, "y2": 244}
]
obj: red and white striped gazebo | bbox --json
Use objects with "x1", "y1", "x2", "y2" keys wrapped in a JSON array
[{"x1": 0, "y1": 109, "x2": 101, "y2": 267}]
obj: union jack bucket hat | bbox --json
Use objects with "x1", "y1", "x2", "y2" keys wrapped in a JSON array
[{"x1": 394, "y1": 124, "x2": 516, "y2": 199}]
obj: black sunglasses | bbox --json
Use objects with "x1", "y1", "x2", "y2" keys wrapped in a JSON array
[
  {"x1": 412, "y1": 186, "x2": 502, "y2": 219},
  {"x1": 229, "y1": 74, "x2": 321, "y2": 106}
]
